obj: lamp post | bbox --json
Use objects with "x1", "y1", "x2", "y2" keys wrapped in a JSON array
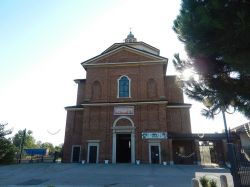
[
  {"x1": 221, "y1": 108, "x2": 230, "y2": 143},
  {"x1": 202, "y1": 97, "x2": 235, "y2": 143},
  {"x1": 202, "y1": 97, "x2": 241, "y2": 187}
]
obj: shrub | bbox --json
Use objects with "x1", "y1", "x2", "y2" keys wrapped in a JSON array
[
  {"x1": 209, "y1": 179, "x2": 217, "y2": 187},
  {"x1": 199, "y1": 176, "x2": 217, "y2": 187},
  {"x1": 200, "y1": 176, "x2": 209, "y2": 187}
]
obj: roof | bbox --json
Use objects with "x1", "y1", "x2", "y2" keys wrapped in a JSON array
[
  {"x1": 74, "y1": 79, "x2": 86, "y2": 84},
  {"x1": 231, "y1": 122, "x2": 250, "y2": 134},
  {"x1": 81, "y1": 44, "x2": 167, "y2": 66},
  {"x1": 102, "y1": 41, "x2": 160, "y2": 55}
]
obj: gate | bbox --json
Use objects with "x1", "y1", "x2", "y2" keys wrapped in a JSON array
[{"x1": 229, "y1": 144, "x2": 250, "y2": 187}]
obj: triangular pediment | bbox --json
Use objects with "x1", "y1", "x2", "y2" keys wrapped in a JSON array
[{"x1": 81, "y1": 45, "x2": 167, "y2": 65}]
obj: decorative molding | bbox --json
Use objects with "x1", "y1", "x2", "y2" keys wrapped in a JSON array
[
  {"x1": 117, "y1": 75, "x2": 131, "y2": 98},
  {"x1": 82, "y1": 60, "x2": 168, "y2": 68},
  {"x1": 113, "y1": 116, "x2": 135, "y2": 128},
  {"x1": 102, "y1": 42, "x2": 160, "y2": 55},
  {"x1": 87, "y1": 140, "x2": 101, "y2": 143},
  {"x1": 166, "y1": 104, "x2": 191, "y2": 109},
  {"x1": 82, "y1": 45, "x2": 167, "y2": 65},
  {"x1": 81, "y1": 100, "x2": 168, "y2": 106},
  {"x1": 65, "y1": 107, "x2": 84, "y2": 111}
]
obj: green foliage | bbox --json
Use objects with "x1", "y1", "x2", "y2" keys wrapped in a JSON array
[
  {"x1": 200, "y1": 176, "x2": 209, "y2": 187},
  {"x1": 173, "y1": 0, "x2": 250, "y2": 118},
  {"x1": 209, "y1": 179, "x2": 217, "y2": 187},
  {"x1": 41, "y1": 142, "x2": 55, "y2": 154},
  {"x1": 0, "y1": 138, "x2": 16, "y2": 164},
  {"x1": 0, "y1": 123, "x2": 16, "y2": 164},
  {"x1": 0, "y1": 123, "x2": 12, "y2": 138},
  {"x1": 55, "y1": 144, "x2": 63, "y2": 153},
  {"x1": 10, "y1": 128, "x2": 62, "y2": 160},
  {"x1": 199, "y1": 176, "x2": 217, "y2": 187},
  {"x1": 12, "y1": 130, "x2": 38, "y2": 149}
]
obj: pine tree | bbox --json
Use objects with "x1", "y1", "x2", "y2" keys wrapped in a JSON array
[
  {"x1": 173, "y1": 0, "x2": 250, "y2": 118},
  {"x1": 0, "y1": 123, "x2": 16, "y2": 164}
]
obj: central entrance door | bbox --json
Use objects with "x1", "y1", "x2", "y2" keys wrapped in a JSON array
[
  {"x1": 116, "y1": 134, "x2": 131, "y2": 163},
  {"x1": 150, "y1": 145, "x2": 160, "y2": 164}
]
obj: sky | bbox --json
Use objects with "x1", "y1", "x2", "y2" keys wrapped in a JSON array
[{"x1": 0, "y1": 0, "x2": 249, "y2": 145}]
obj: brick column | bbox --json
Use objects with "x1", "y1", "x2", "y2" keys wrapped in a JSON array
[
  {"x1": 112, "y1": 131, "x2": 116, "y2": 163},
  {"x1": 168, "y1": 139, "x2": 174, "y2": 165},
  {"x1": 194, "y1": 139, "x2": 201, "y2": 165}
]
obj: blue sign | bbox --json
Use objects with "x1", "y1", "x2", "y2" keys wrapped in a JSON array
[{"x1": 24, "y1": 149, "x2": 47, "y2": 155}]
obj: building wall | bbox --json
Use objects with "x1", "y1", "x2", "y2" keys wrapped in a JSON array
[
  {"x1": 63, "y1": 110, "x2": 83, "y2": 162},
  {"x1": 165, "y1": 76, "x2": 184, "y2": 103},
  {"x1": 76, "y1": 80, "x2": 86, "y2": 105},
  {"x1": 166, "y1": 108, "x2": 191, "y2": 133},
  {"x1": 63, "y1": 47, "x2": 192, "y2": 163},
  {"x1": 84, "y1": 64, "x2": 165, "y2": 103}
]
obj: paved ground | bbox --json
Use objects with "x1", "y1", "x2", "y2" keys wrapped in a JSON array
[{"x1": 0, "y1": 163, "x2": 233, "y2": 187}]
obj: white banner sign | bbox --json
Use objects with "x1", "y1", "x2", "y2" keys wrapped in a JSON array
[
  {"x1": 114, "y1": 106, "x2": 134, "y2": 115},
  {"x1": 142, "y1": 132, "x2": 168, "y2": 139}
]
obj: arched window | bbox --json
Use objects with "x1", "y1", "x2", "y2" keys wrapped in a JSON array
[{"x1": 117, "y1": 75, "x2": 131, "y2": 98}]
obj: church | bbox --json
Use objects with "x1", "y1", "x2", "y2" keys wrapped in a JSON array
[{"x1": 63, "y1": 32, "x2": 195, "y2": 164}]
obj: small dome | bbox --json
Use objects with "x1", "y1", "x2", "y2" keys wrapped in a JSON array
[
  {"x1": 125, "y1": 31, "x2": 137, "y2": 43},
  {"x1": 127, "y1": 31, "x2": 134, "y2": 38}
]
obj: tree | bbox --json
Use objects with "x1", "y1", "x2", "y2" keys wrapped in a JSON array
[
  {"x1": 12, "y1": 130, "x2": 38, "y2": 149},
  {"x1": 173, "y1": 0, "x2": 250, "y2": 118},
  {"x1": 55, "y1": 143, "x2": 63, "y2": 153},
  {"x1": 0, "y1": 123, "x2": 12, "y2": 138},
  {"x1": 41, "y1": 142, "x2": 55, "y2": 154},
  {"x1": 0, "y1": 123, "x2": 16, "y2": 164}
]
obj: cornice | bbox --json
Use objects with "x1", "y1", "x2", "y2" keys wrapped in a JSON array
[
  {"x1": 81, "y1": 45, "x2": 167, "y2": 66},
  {"x1": 81, "y1": 100, "x2": 168, "y2": 106},
  {"x1": 65, "y1": 105, "x2": 84, "y2": 111},
  {"x1": 82, "y1": 60, "x2": 168, "y2": 68},
  {"x1": 65, "y1": 102, "x2": 191, "y2": 109},
  {"x1": 166, "y1": 104, "x2": 192, "y2": 109}
]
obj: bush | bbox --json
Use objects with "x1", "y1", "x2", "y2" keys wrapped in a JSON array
[
  {"x1": 209, "y1": 179, "x2": 217, "y2": 187},
  {"x1": 0, "y1": 138, "x2": 16, "y2": 164},
  {"x1": 200, "y1": 176, "x2": 209, "y2": 187},
  {"x1": 199, "y1": 176, "x2": 217, "y2": 187}
]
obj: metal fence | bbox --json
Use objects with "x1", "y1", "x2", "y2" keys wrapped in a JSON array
[
  {"x1": 236, "y1": 146, "x2": 250, "y2": 187},
  {"x1": 229, "y1": 145, "x2": 250, "y2": 187}
]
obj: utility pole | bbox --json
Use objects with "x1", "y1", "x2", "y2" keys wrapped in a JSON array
[{"x1": 19, "y1": 128, "x2": 26, "y2": 164}]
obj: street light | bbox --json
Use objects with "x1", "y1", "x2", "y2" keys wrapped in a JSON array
[
  {"x1": 202, "y1": 97, "x2": 235, "y2": 143},
  {"x1": 202, "y1": 97, "x2": 241, "y2": 187}
]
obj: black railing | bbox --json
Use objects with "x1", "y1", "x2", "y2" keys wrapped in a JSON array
[{"x1": 229, "y1": 145, "x2": 250, "y2": 187}]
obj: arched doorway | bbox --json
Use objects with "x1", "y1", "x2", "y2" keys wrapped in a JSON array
[{"x1": 112, "y1": 116, "x2": 135, "y2": 163}]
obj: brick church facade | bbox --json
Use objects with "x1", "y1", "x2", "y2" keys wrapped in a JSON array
[{"x1": 63, "y1": 32, "x2": 195, "y2": 164}]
